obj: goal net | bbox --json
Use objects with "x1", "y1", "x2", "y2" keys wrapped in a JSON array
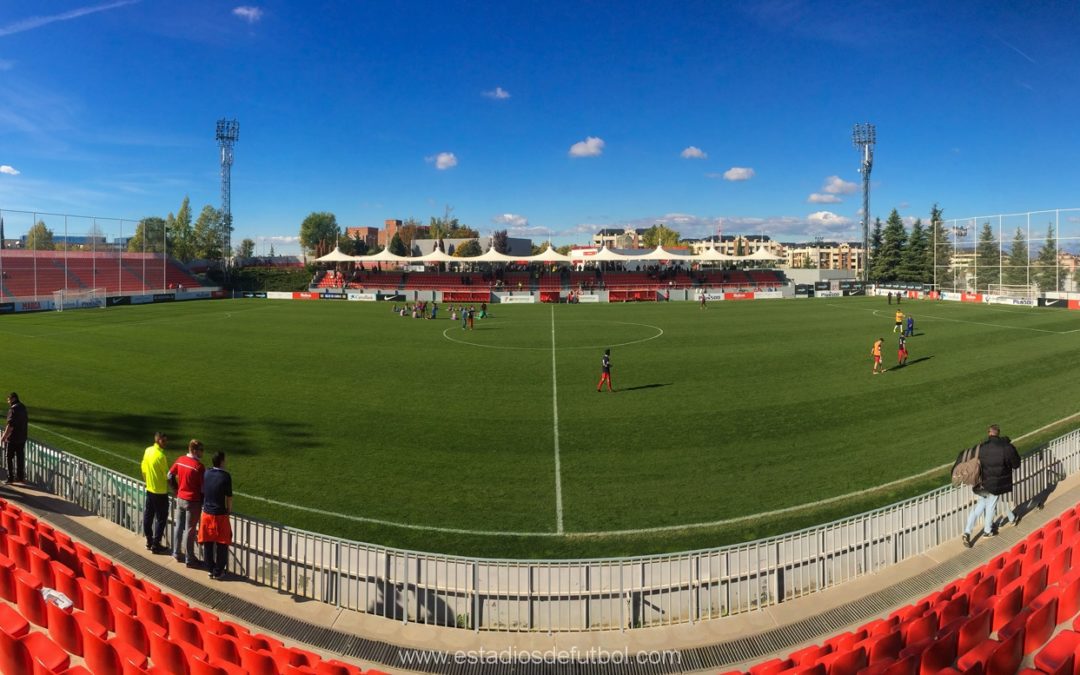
[
  {"x1": 986, "y1": 284, "x2": 1038, "y2": 305},
  {"x1": 53, "y1": 288, "x2": 105, "y2": 312}
]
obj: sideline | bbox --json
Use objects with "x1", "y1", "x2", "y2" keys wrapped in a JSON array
[
  {"x1": 30, "y1": 410, "x2": 1080, "y2": 539},
  {"x1": 551, "y1": 306, "x2": 565, "y2": 533},
  {"x1": 827, "y1": 302, "x2": 1080, "y2": 335}
]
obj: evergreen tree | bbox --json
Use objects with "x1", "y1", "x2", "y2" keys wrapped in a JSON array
[
  {"x1": 1004, "y1": 227, "x2": 1030, "y2": 286},
  {"x1": 388, "y1": 231, "x2": 407, "y2": 256},
  {"x1": 925, "y1": 204, "x2": 952, "y2": 289},
  {"x1": 899, "y1": 219, "x2": 928, "y2": 283},
  {"x1": 1035, "y1": 224, "x2": 1059, "y2": 291},
  {"x1": 868, "y1": 217, "x2": 884, "y2": 280},
  {"x1": 874, "y1": 210, "x2": 907, "y2": 281},
  {"x1": 974, "y1": 221, "x2": 1000, "y2": 291}
]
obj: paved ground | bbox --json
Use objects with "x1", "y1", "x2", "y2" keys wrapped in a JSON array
[{"x1": 4, "y1": 467, "x2": 1078, "y2": 675}]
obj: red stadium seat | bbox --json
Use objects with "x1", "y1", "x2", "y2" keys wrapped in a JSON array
[
  {"x1": 14, "y1": 567, "x2": 47, "y2": 627},
  {"x1": 957, "y1": 627, "x2": 1024, "y2": 675},
  {"x1": 0, "y1": 623, "x2": 33, "y2": 675},
  {"x1": 6, "y1": 535, "x2": 30, "y2": 572},
  {"x1": 0, "y1": 553, "x2": 17, "y2": 602},
  {"x1": 28, "y1": 547, "x2": 54, "y2": 587},
  {"x1": 149, "y1": 623, "x2": 204, "y2": 675},
  {"x1": 190, "y1": 654, "x2": 248, "y2": 675},
  {"x1": 47, "y1": 602, "x2": 83, "y2": 656},
  {"x1": 112, "y1": 603, "x2": 150, "y2": 657},
  {"x1": 77, "y1": 578, "x2": 113, "y2": 631},
  {"x1": 316, "y1": 660, "x2": 362, "y2": 675},
  {"x1": 132, "y1": 590, "x2": 167, "y2": 630},
  {"x1": 49, "y1": 561, "x2": 80, "y2": 610},
  {"x1": 749, "y1": 660, "x2": 792, "y2": 675},
  {"x1": 986, "y1": 581, "x2": 1024, "y2": 632},
  {"x1": 0, "y1": 602, "x2": 29, "y2": 638},
  {"x1": 76, "y1": 558, "x2": 105, "y2": 590},
  {"x1": 202, "y1": 631, "x2": 242, "y2": 665},
  {"x1": 240, "y1": 646, "x2": 280, "y2": 675},
  {"x1": 107, "y1": 574, "x2": 136, "y2": 612},
  {"x1": 1049, "y1": 546, "x2": 1073, "y2": 585},
  {"x1": 789, "y1": 644, "x2": 830, "y2": 666},
  {"x1": 1034, "y1": 629, "x2": 1080, "y2": 675},
  {"x1": 166, "y1": 610, "x2": 205, "y2": 649},
  {"x1": 23, "y1": 631, "x2": 71, "y2": 675},
  {"x1": 957, "y1": 609, "x2": 992, "y2": 657},
  {"x1": 1023, "y1": 564, "x2": 1050, "y2": 605},
  {"x1": 815, "y1": 646, "x2": 866, "y2": 675}
]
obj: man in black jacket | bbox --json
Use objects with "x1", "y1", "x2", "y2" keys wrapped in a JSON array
[
  {"x1": 962, "y1": 424, "x2": 1022, "y2": 548},
  {"x1": 1, "y1": 393, "x2": 28, "y2": 484}
]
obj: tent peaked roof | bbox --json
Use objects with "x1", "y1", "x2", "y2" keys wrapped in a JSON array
[
  {"x1": 747, "y1": 247, "x2": 783, "y2": 261},
  {"x1": 474, "y1": 247, "x2": 517, "y2": 262},
  {"x1": 417, "y1": 248, "x2": 456, "y2": 263},
  {"x1": 315, "y1": 247, "x2": 359, "y2": 262},
  {"x1": 360, "y1": 247, "x2": 410, "y2": 263},
  {"x1": 588, "y1": 246, "x2": 630, "y2": 261},
  {"x1": 635, "y1": 246, "x2": 693, "y2": 261},
  {"x1": 529, "y1": 246, "x2": 571, "y2": 262},
  {"x1": 695, "y1": 247, "x2": 735, "y2": 262}
]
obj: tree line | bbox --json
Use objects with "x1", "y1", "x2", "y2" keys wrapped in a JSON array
[{"x1": 870, "y1": 204, "x2": 1059, "y2": 290}]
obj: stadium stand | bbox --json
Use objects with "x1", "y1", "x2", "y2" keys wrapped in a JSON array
[
  {"x1": 0, "y1": 251, "x2": 202, "y2": 299},
  {"x1": 0, "y1": 496, "x2": 387, "y2": 675},
  {"x1": 721, "y1": 505, "x2": 1080, "y2": 675}
]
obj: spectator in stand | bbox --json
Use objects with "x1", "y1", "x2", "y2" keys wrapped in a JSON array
[
  {"x1": 199, "y1": 452, "x2": 233, "y2": 580},
  {"x1": 168, "y1": 440, "x2": 206, "y2": 567},
  {"x1": 2, "y1": 392, "x2": 28, "y2": 484},
  {"x1": 961, "y1": 424, "x2": 1022, "y2": 547},
  {"x1": 141, "y1": 432, "x2": 170, "y2": 554}
]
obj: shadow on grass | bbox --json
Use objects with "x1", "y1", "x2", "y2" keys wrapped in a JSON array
[
  {"x1": 29, "y1": 406, "x2": 315, "y2": 457},
  {"x1": 893, "y1": 356, "x2": 934, "y2": 369},
  {"x1": 619, "y1": 383, "x2": 673, "y2": 392}
]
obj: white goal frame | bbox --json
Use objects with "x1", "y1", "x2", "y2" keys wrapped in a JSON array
[
  {"x1": 986, "y1": 284, "x2": 1038, "y2": 305},
  {"x1": 53, "y1": 288, "x2": 106, "y2": 312}
]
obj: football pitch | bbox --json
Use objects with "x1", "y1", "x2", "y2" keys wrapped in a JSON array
[{"x1": 3, "y1": 296, "x2": 1080, "y2": 559}]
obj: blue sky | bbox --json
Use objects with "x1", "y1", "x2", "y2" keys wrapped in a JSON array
[{"x1": 1, "y1": 1, "x2": 1079, "y2": 254}]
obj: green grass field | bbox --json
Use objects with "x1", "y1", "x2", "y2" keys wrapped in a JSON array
[{"x1": 2, "y1": 296, "x2": 1080, "y2": 559}]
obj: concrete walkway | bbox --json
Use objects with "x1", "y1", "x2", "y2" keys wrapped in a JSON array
[{"x1": 4, "y1": 468, "x2": 1078, "y2": 675}]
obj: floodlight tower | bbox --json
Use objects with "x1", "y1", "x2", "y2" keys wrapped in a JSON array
[
  {"x1": 853, "y1": 123, "x2": 876, "y2": 282},
  {"x1": 215, "y1": 118, "x2": 240, "y2": 261}
]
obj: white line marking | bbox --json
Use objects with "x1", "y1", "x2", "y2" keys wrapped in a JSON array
[
  {"x1": 27, "y1": 399, "x2": 1080, "y2": 539},
  {"x1": 551, "y1": 305, "x2": 565, "y2": 534}
]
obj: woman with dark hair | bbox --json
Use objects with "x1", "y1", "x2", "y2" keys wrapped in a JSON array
[{"x1": 198, "y1": 452, "x2": 233, "y2": 580}]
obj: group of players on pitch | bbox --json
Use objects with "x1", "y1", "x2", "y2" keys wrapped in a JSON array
[{"x1": 871, "y1": 309, "x2": 916, "y2": 375}]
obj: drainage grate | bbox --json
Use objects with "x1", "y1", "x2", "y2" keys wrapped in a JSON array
[{"x1": 9, "y1": 483, "x2": 1073, "y2": 675}]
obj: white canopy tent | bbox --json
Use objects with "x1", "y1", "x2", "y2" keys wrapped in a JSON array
[
  {"x1": 473, "y1": 247, "x2": 519, "y2": 263},
  {"x1": 416, "y1": 248, "x2": 457, "y2": 264},
  {"x1": 747, "y1": 247, "x2": 784, "y2": 261},
  {"x1": 314, "y1": 247, "x2": 360, "y2": 263},
  {"x1": 358, "y1": 248, "x2": 411, "y2": 263},
  {"x1": 527, "y1": 246, "x2": 572, "y2": 263},
  {"x1": 631, "y1": 246, "x2": 695, "y2": 262}
]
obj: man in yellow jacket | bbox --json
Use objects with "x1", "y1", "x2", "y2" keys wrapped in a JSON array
[{"x1": 142, "y1": 432, "x2": 170, "y2": 554}]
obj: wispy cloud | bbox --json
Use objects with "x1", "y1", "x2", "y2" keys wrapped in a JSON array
[
  {"x1": 822, "y1": 175, "x2": 857, "y2": 195},
  {"x1": 426, "y1": 152, "x2": 458, "y2": 170},
  {"x1": 680, "y1": 146, "x2": 707, "y2": 159},
  {"x1": 569, "y1": 136, "x2": 604, "y2": 158},
  {"x1": 482, "y1": 86, "x2": 510, "y2": 100},
  {"x1": 492, "y1": 213, "x2": 528, "y2": 227},
  {"x1": 0, "y1": 1, "x2": 139, "y2": 38},
  {"x1": 995, "y1": 36, "x2": 1036, "y2": 64},
  {"x1": 232, "y1": 5, "x2": 263, "y2": 23},
  {"x1": 808, "y1": 193, "x2": 842, "y2": 204},
  {"x1": 0, "y1": 165, "x2": 20, "y2": 176},
  {"x1": 722, "y1": 167, "x2": 755, "y2": 181}
]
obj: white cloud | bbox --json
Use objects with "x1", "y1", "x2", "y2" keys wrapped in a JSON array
[
  {"x1": 263, "y1": 235, "x2": 299, "y2": 243},
  {"x1": 426, "y1": 152, "x2": 458, "y2": 170},
  {"x1": 483, "y1": 86, "x2": 510, "y2": 100},
  {"x1": 0, "y1": 165, "x2": 20, "y2": 176},
  {"x1": 232, "y1": 6, "x2": 263, "y2": 23},
  {"x1": 823, "y1": 175, "x2": 857, "y2": 195},
  {"x1": 722, "y1": 167, "x2": 755, "y2": 181},
  {"x1": 0, "y1": 0, "x2": 138, "y2": 38},
  {"x1": 680, "y1": 146, "x2": 707, "y2": 160},
  {"x1": 568, "y1": 136, "x2": 604, "y2": 158},
  {"x1": 808, "y1": 193, "x2": 842, "y2": 204},
  {"x1": 807, "y1": 211, "x2": 853, "y2": 228},
  {"x1": 492, "y1": 213, "x2": 528, "y2": 228}
]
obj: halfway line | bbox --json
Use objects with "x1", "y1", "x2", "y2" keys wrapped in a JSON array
[{"x1": 551, "y1": 305, "x2": 565, "y2": 533}]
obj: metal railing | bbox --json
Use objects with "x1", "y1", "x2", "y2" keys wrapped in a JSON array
[{"x1": 22, "y1": 428, "x2": 1080, "y2": 632}]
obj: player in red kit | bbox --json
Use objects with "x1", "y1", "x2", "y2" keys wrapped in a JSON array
[{"x1": 597, "y1": 349, "x2": 613, "y2": 392}]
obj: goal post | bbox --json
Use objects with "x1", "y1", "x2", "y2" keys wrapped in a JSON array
[
  {"x1": 53, "y1": 288, "x2": 105, "y2": 312},
  {"x1": 986, "y1": 284, "x2": 1038, "y2": 305}
]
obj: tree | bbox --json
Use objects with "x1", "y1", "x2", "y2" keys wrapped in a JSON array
[
  {"x1": 453, "y1": 239, "x2": 482, "y2": 258},
  {"x1": 235, "y1": 238, "x2": 256, "y2": 258},
  {"x1": 1004, "y1": 227, "x2": 1029, "y2": 286},
  {"x1": 26, "y1": 220, "x2": 55, "y2": 250},
  {"x1": 491, "y1": 229, "x2": 509, "y2": 254},
  {"x1": 192, "y1": 205, "x2": 224, "y2": 260},
  {"x1": 975, "y1": 221, "x2": 1000, "y2": 291},
  {"x1": 1034, "y1": 224, "x2": 1059, "y2": 291},
  {"x1": 269, "y1": 243, "x2": 276, "y2": 257},
  {"x1": 299, "y1": 212, "x2": 340, "y2": 258},
  {"x1": 868, "y1": 217, "x2": 883, "y2": 280},
  {"x1": 873, "y1": 210, "x2": 907, "y2": 281},
  {"x1": 641, "y1": 223, "x2": 681, "y2": 248},
  {"x1": 899, "y1": 219, "x2": 928, "y2": 283},
  {"x1": 555, "y1": 244, "x2": 572, "y2": 255},
  {"x1": 171, "y1": 197, "x2": 195, "y2": 262},
  {"x1": 387, "y1": 231, "x2": 407, "y2": 256},
  {"x1": 925, "y1": 203, "x2": 952, "y2": 289},
  {"x1": 127, "y1": 216, "x2": 169, "y2": 253}
]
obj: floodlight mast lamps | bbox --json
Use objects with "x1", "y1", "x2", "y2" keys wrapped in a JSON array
[
  {"x1": 216, "y1": 118, "x2": 239, "y2": 268},
  {"x1": 853, "y1": 123, "x2": 875, "y2": 282}
]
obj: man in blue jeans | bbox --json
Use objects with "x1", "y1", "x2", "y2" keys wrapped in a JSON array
[{"x1": 961, "y1": 424, "x2": 1022, "y2": 548}]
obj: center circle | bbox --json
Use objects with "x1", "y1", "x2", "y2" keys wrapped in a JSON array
[{"x1": 442, "y1": 319, "x2": 664, "y2": 351}]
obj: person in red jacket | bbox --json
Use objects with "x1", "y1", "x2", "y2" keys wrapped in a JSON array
[{"x1": 168, "y1": 440, "x2": 206, "y2": 567}]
